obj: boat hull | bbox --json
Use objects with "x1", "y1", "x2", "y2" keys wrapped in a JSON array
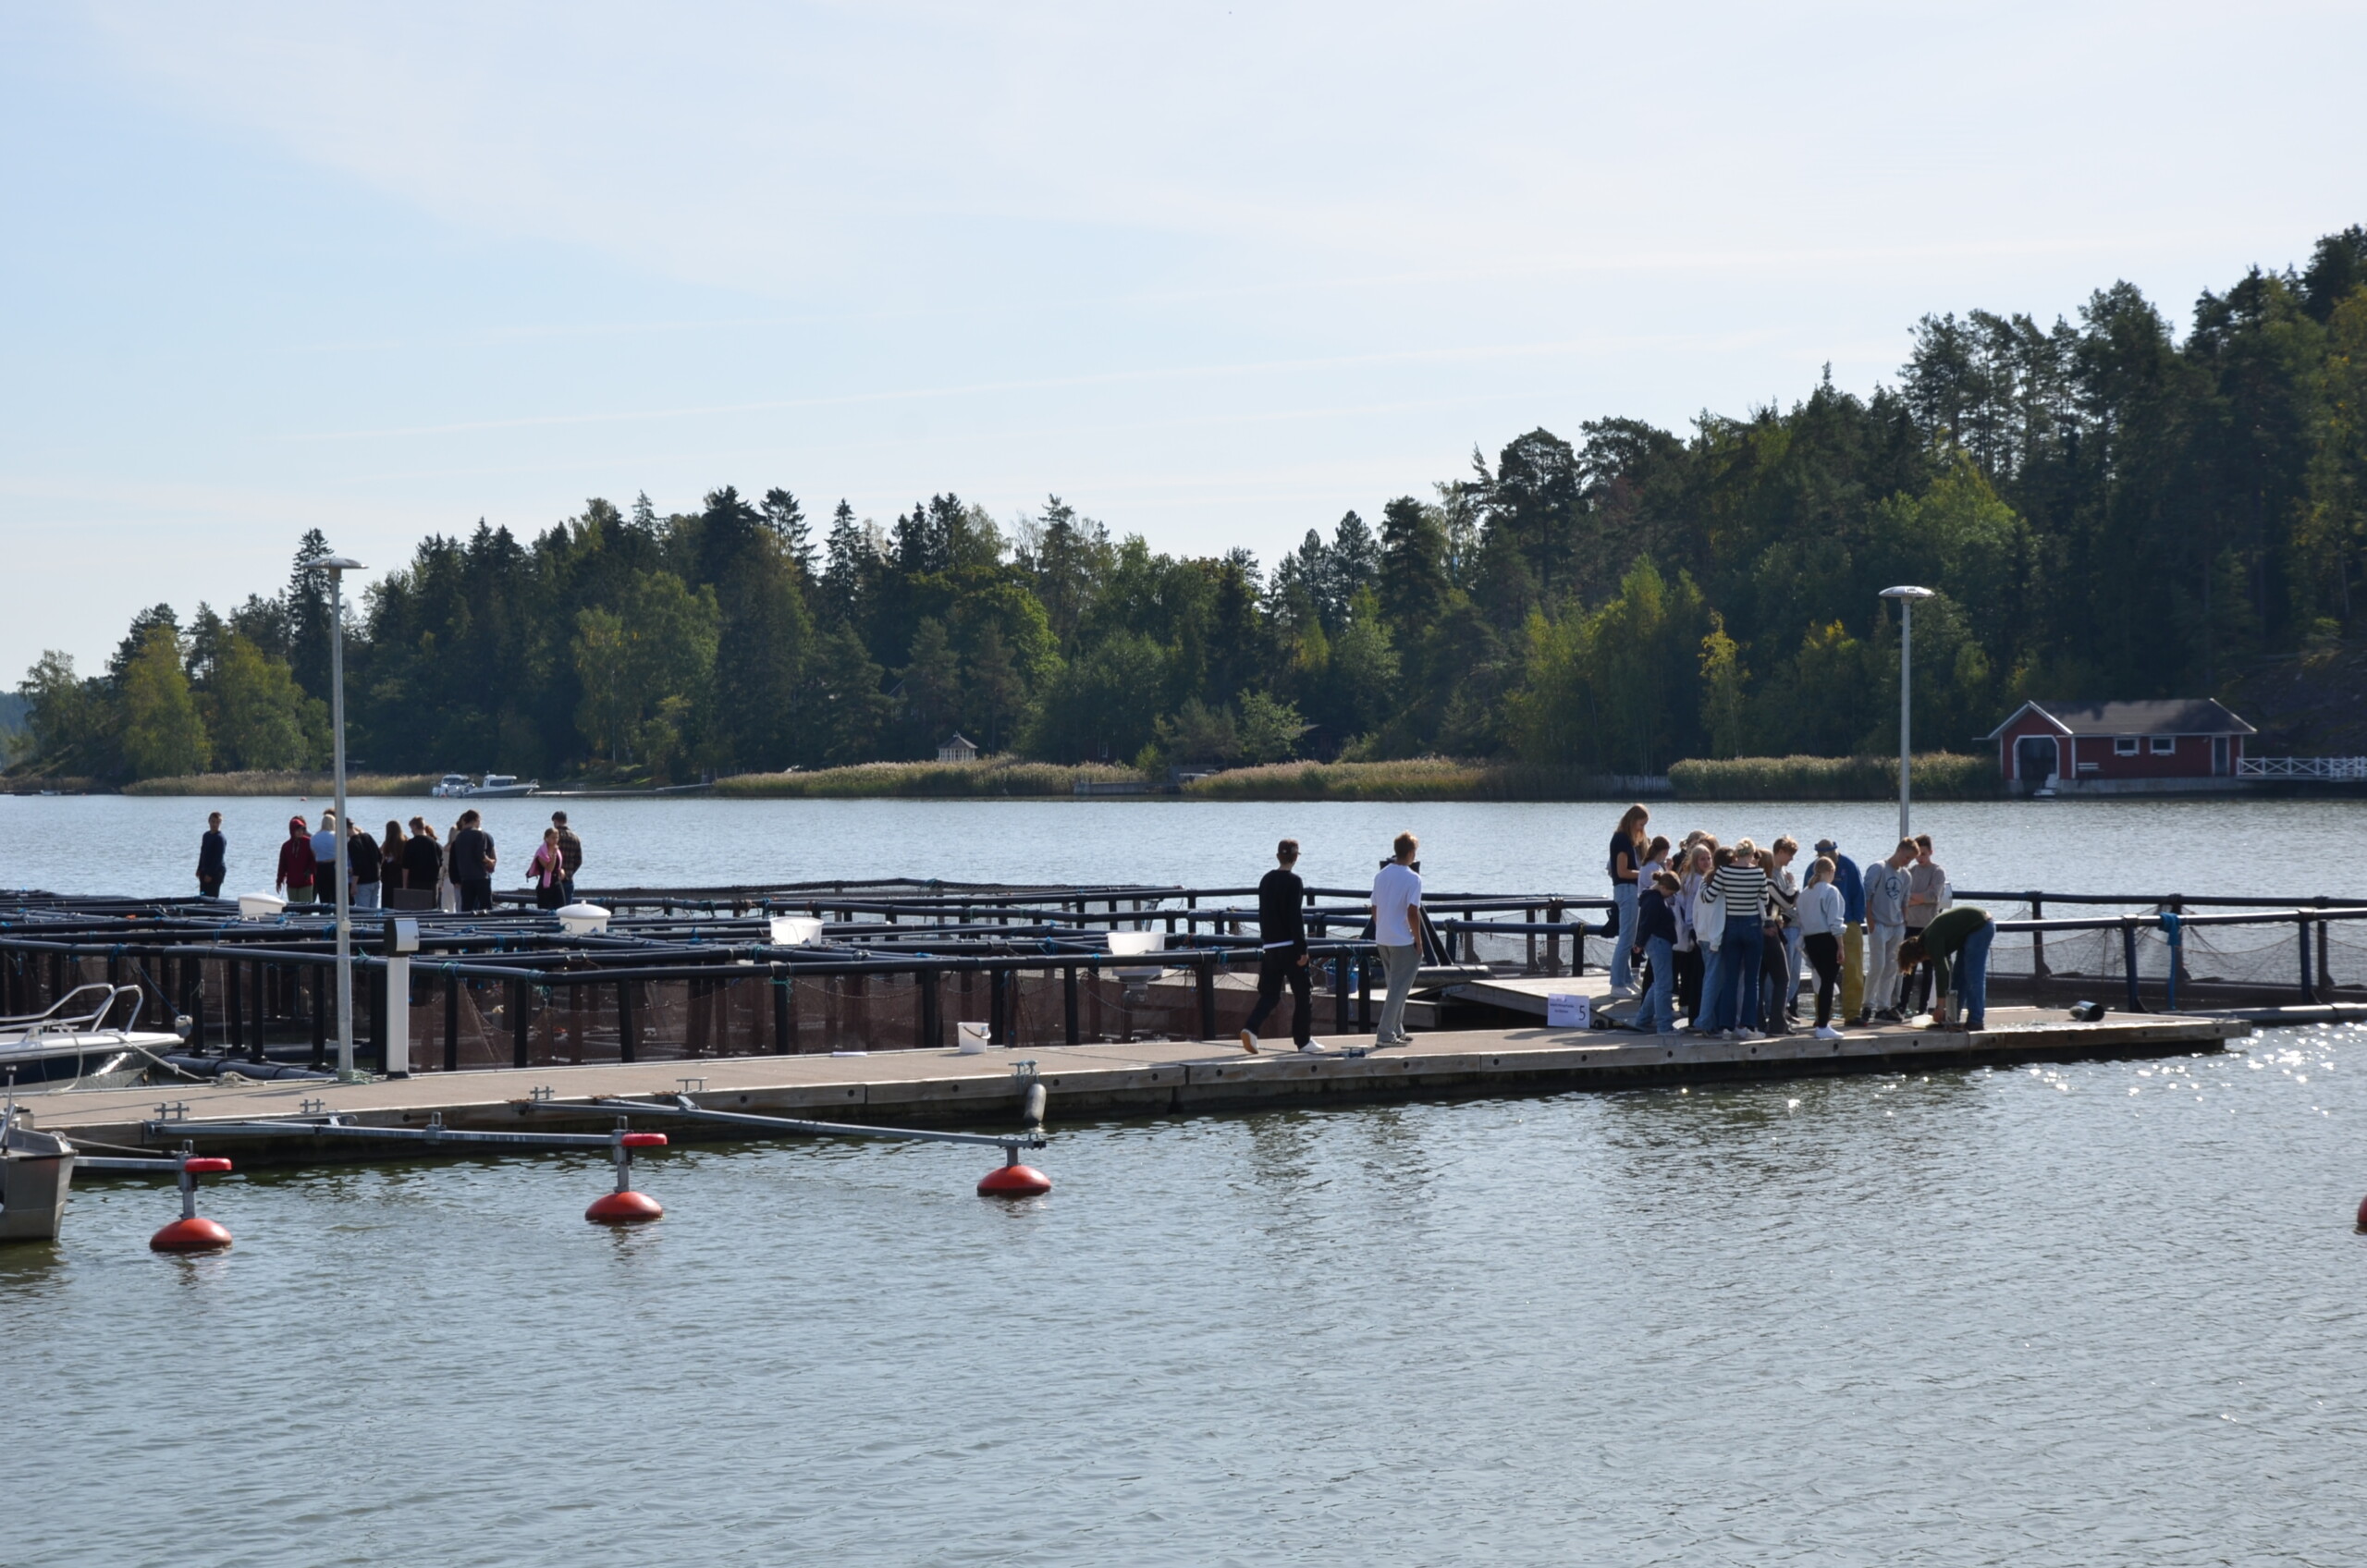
[{"x1": 1, "y1": 1129, "x2": 75, "y2": 1243}]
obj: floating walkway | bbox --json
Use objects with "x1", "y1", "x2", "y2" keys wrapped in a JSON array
[{"x1": 23, "y1": 1007, "x2": 2246, "y2": 1167}]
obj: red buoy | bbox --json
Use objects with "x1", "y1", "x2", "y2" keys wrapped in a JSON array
[
  {"x1": 151, "y1": 1216, "x2": 233, "y2": 1253},
  {"x1": 152, "y1": 1151, "x2": 235, "y2": 1251},
  {"x1": 585, "y1": 1190, "x2": 664, "y2": 1223},
  {"x1": 978, "y1": 1161, "x2": 1052, "y2": 1197},
  {"x1": 2356, "y1": 1194, "x2": 2367, "y2": 1232}
]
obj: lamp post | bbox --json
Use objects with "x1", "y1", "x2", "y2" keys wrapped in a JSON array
[
  {"x1": 319, "y1": 554, "x2": 366, "y2": 1081},
  {"x1": 1880, "y1": 585, "x2": 1934, "y2": 841}
]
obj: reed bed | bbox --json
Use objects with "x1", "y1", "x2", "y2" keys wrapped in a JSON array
[
  {"x1": 121, "y1": 770, "x2": 441, "y2": 797},
  {"x1": 1667, "y1": 753, "x2": 1998, "y2": 800},
  {"x1": 716, "y1": 759, "x2": 1142, "y2": 798}
]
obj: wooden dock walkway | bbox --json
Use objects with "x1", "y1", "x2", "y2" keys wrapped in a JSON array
[{"x1": 15, "y1": 1007, "x2": 2249, "y2": 1167}]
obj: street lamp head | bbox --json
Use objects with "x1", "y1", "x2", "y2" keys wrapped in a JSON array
[
  {"x1": 318, "y1": 556, "x2": 365, "y2": 573},
  {"x1": 1880, "y1": 584, "x2": 1934, "y2": 600}
]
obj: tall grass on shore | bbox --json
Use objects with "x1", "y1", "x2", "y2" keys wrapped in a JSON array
[
  {"x1": 121, "y1": 770, "x2": 441, "y2": 797},
  {"x1": 1667, "y1": 753, "x2": 1997, "y2": 801},
  {"x1": 1181, "y1": 758, "x2": 1657, "y2": 801},
  {"x1": 716, "y1": 759, "x2": 1142, "y2": 798}
]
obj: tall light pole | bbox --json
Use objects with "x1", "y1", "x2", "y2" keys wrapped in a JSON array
[
  {"x1": 1881, "y1": 585, "x2": 1934, "y2": 842},
  {"x1": 320, "y1": 554, "x2": 366, "y2": 1081}
]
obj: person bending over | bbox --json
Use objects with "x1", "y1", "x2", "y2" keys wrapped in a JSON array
[{"x1": 1896, "y1": 904, "x2": 1996, "y2": 1032}]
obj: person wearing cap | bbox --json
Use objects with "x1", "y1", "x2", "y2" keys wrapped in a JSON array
[
  {"x1": 550, "y1": 810, "x2": 583, "y2": 904},
  {"x1": 275, "y1": 815, "x2": 317, "y2": 903},
  {"x1": 1817, "y1": 837, "x2": 1868, "y2": 1022}
]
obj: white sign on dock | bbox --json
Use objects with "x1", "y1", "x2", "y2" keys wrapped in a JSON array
[{"x1": 1546, "y1": 993, "x2": 1591, "y2": 1029}]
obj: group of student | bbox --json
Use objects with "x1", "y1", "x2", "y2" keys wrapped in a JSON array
[
  {"x1": 1605, "y1": 804, "x2": 1998, "y2": 1039},
  {"x1": 205, "y1": 807, "x2": 584, "y2": 915}
]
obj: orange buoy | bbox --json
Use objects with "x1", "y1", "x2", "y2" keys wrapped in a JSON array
[
  {"x1": 586, "y1": 1129, "x2": 668, "y2": 1223},
  {"x1": 978, "y1": 1161, "x2": 1052, "y2": 1197},
  {"x1": 585, "y1": 1190, "x2": 664, "y2": 1223},
  {"x1": 151, "y1": 1215, "x2": 233, "y2": 1252},
  {"x1": 153, "y1": 1154, "x2": 236, "y2": 1251}
]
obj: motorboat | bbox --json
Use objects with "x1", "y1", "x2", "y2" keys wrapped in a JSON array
[
  {"x1": 0, "y1": 985, "x2": 177, "y2": 1090},
  {"x1": 430, "y1": 773, "x2": 540, "y2": 799},
  {"x1": 0, "y1": 1104, "x2": 75, "y2": 1243}
]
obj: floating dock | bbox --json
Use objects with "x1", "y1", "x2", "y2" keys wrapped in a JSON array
[{"x1": 22, "y1": 1007, "x2": 2247, "y2": 1167}]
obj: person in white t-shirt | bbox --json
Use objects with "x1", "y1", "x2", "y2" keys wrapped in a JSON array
[{"x1": 1370, "y1": 831, "x2": 1424, "y2": 1048}]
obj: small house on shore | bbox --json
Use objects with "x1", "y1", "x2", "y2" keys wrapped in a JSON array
[
  {"x1": 937, "y1": 732, "x2": 980, "y2": 765},
  {"x1": 1987, "y1": 699, "x2": 2254, "y2": 794}
]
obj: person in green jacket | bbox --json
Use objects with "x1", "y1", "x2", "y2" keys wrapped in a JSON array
[{"x1": 1897, "y1": 905, "x2": 1996, "y2": 1030}]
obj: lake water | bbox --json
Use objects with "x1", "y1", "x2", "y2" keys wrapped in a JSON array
[
  {"x1": 9, "y1": 795, "x2": 2367, "y2": 1565},
  {"x1": 7, "y1": 1023, "x2": 2364, "y2": 1566},
  {"x1": 6, "y1": 793, "x2": 2367, "y2": 902}
]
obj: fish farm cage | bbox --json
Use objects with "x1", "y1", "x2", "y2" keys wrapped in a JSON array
[{"x1": 2, "y1": 879, "x2": 2362, "y2": 1078}]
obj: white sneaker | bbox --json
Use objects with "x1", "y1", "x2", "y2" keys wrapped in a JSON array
[
  {"x1": 1299, "y1": 1042, "x2": 1330, "y2": 1055},
  {"x1": 1238, "y1": 1028, "x2": 1259, "y2": 1055},
  {"x1": 1813, "y1": 1025, "x2": 1842, "y2": 1041}
]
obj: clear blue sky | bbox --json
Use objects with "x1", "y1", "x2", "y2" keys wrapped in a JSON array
[{"x1": 4, "y1": 2, "x2": 2361, "y2": 679}]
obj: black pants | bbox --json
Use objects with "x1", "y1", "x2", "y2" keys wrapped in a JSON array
[
  {"x1": 1804, "y1": 932, "x2": 1842, "y2": 1026},
  {"x1": 1904, "y1": 925, "x2": 1930, "y2": 1011},
  {"x1": 197, "y1": 874, "x2": 223, "y2": 899},
  {"x1": 459, "y1": 878, "x2": 494, "y2": 913},
  {"x1": 1243, "y1": 948, "x2": 1313, "y2": 1045},
  {"x1": 1674, "y1": 947, "x2": 1704, "y2": 1023}
]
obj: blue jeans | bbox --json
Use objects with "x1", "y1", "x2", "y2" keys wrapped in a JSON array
[
  {"x1": 1640, "y1": 936, "x2": 1675, "y2": 1033},
  {"x1": 1609, "y1": 883, "x2": 1637, "y2": 987},
  {"x1": 1955, "y1": 920, "x2": 1995, "y2": 1029},
  {"x1": 1703, "y1": 915, "x2": 1763, "y2": 1032}
]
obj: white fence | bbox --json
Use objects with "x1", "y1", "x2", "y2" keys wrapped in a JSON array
[{"x1": 2238, "y1": 756, "x2": 2367, "y2": 781}]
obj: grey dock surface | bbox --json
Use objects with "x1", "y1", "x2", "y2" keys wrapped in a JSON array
[{"x1": 18, "y1": 1008, "x2": 2248, "y2": 1166}]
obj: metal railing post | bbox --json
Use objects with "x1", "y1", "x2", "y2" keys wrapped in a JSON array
[
  {"x1": 2300, "y1": 914, "x2": 2316, "y2": 1004},
  {"x1": 1197, "y1": 954, "x2": 1217, "y2": 1040},
  {"x1": 2121, "y1": 921, "x2": 2142, "y2": 1013}
]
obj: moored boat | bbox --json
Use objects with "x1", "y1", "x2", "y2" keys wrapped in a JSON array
[{"x1": 1, "y1": 985, "x2": 176, "y2": 1091}]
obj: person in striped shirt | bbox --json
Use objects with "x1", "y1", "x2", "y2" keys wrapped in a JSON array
[{"x1": 1699, "y1": 839, "x2": 1769, "y2": 1035}]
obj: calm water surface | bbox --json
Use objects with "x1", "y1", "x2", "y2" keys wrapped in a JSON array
[
  {"x1": 6, "y1": 1024, "x2": 2363, "y2": 1565},
  {"x1": 6, "y1": 793, "x2": 2367, "y2": 900}
]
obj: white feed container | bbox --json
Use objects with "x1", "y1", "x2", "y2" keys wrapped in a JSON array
[
  {"x1": 955, "y1": 1021, "x2": 992, "y2": 1054},
  {"x1": 557, "y1": 902, "x2": 612, "y2": 937},
  {"x1": 769, "y1": 915, "x2": 826, "y2": 947},
  {"x1": 239, "y1": 892, "x2": 287, "y2": 920}
]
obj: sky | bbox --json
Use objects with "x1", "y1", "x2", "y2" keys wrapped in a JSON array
[{"x1": 3, "y1": 1, "x2": 2363, "y2": 679}]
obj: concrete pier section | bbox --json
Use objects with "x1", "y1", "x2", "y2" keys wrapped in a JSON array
[{"x1": 22, "y1": 1008, "x2": 2248, "y2": 1167}]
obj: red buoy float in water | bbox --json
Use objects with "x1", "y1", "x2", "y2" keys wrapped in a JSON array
[
  {"x1": 978, "y1": 1152, "x2": 1051, "y2": 1197},
  {"x1": 151, "y1": 1155, "x2": 235, "y2": 1253},
  {"x1": 587, "y1": 1130, "x2": 668, "y2": 1224},
  {"x1": 2356, "y1": 1194, "x2": 2367, "y2": 1232}
]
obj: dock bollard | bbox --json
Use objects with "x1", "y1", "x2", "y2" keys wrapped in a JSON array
[
  {"x1": 977, "y1": 1144, "x2": 1051, "y2": 1198},
  {"x1": 151, "y1": 1148, "x2": 236, "y2": 1253},
  {"x1": 586, "y1": 1128, "x2": 668, "y2": 1224}
]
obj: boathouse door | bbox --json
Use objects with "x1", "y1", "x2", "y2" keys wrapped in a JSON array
[
  {"x1": 2016, "y1": 735, "x2": 2058, "y2": 790},
  {"x1": 2213, "y1": 736, "x2": 2230, "y2": 776}
]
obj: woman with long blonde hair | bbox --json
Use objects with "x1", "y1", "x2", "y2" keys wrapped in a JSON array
[{"x1": 1606, "y1": 803, "x2": 1650, "y2": 993}]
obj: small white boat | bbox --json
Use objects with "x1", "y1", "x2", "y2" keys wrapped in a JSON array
[
  {"x1": 1, "y1": 985, "x2": 177, "y2": 1091},
  {"x1": 0, "y1": 1111, "x2": 75, "y2": 1243},
  {"x1": 431, "y1": 773, "x2": 540, "y2": 799}
]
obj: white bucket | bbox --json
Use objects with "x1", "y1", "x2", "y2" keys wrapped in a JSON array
[
  {"x1": 769, "y1": 915, "x2": 826, "y2": 947},
  {"x1": 955, "y1": 1021, "x2": 992, "y2": 1055},
  {"x1": 1105, "y1": 930, "x2": 1164, "y2": 957},
  {"x1": 238, "y1": 892, "x2": 287, "y2": 920},
  {"x1": 556, "y1": 902, "x2": 611, "y2": 937}
]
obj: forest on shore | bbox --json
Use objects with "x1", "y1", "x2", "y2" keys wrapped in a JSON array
[{"x1": 14, "y1": 227, "x2": 2367, "y2": 788}]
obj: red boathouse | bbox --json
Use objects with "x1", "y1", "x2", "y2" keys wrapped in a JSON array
[{"x1": 1986, "y1": 699, "x2": 2254, "y2": 794}]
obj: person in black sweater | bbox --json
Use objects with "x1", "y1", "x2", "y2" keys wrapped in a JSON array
[
  {"x1": 401, "y1": 818, "x2": 445, "y2": 902},
  {"x1": 1238, "y1": 839, "x2": 1315, "y2": 1055},
  {"x1": 196, "y1": 812, "x2": 227, "y2": 898},
  {"x1": 448, "y1": 810, "x2": 497, "y2": 913}
]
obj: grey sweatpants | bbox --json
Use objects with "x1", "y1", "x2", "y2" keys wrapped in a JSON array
[{"x1": 1377, "y1": 943, "x2": 1421, "y2": 1042}]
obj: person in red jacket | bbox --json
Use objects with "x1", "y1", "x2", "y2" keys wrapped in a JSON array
[{"x1": 275, "y1": 815, "x2": 318, "y2": 903}]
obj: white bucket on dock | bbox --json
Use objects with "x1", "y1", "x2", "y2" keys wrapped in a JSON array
[
  {"x1": 769, "y1": 915, "x2": 826, "y2": 947},
  {"x1": 557, "y1": 903, "x2": 611, "y2": 937},
  {"x1": 239, "y1": 892, "x2": 287, "y2": 920},
  {"x1": 955, "y1": 1021, "x2": 991, "y2": 1054}
]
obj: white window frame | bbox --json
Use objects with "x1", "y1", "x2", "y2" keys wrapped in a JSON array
[
  {"x1": 2150, "y1": 735, "x2": 2177, "y2": 755},
  {"x1": 2115, "y1": 736, "x2": 2140, "y2": 756}
]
